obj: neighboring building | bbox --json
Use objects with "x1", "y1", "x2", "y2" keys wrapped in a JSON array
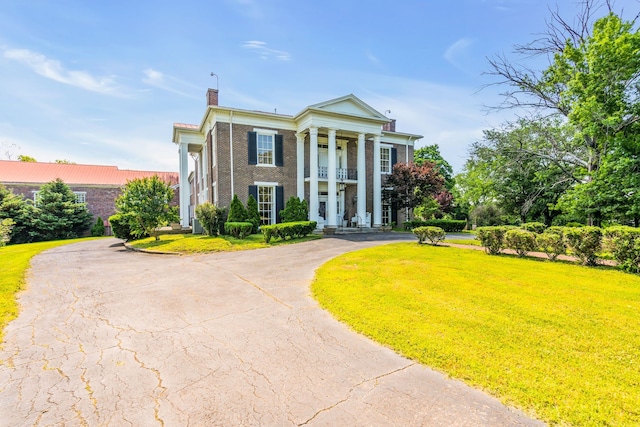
[
  {"x1": 172, "y1": 90, "x2": 422, "y2": 229},
  {"x1": 0, "y1": 160, "x2": 180, "y2": 229}
]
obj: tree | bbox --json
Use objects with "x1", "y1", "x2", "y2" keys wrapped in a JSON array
[
  {"x1": 55, "y1": 159, "x2": 76, "y2": 164},
  {"x1": 91, "y1": 217, "x2": 105, "y2": 236},
  {"x1": 383, "y1": 162, "x2": 447, "y2": 220},
  {"x1": 31, "y1": 178, "x2": 92, "y2": 241},
  {"x1": 414, "y1": 145, "x2": 454, "y2": 190},
  {"x1": 246, "y1": 194, "x2": 260, "y2": 233},
  {"x1": 486, "y1": 2, "x2": 640, "y2": 224},
  {"x1": 0, "y1": 184, "x2": 36, "y2": 244},
  {"x1": 280, "y1": 197, "x2": 309, "y2": 222},
  {"x1": 227, "y1": 194, "x2": 247, "y2": 222},
  {"x1": 114, "y1": 176, "x2": 178, "y2": 241},
  {"x1": 195, "y1": 202, "x2": 222, "y2": 236},
  {"x1": 17, "y1": 154, "x2": 36, "y2": 162},
  {"x1": 0, "y1": 218, "x2": 14, "y2": 246}
]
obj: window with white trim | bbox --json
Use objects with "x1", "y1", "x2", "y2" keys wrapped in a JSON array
[
  {"x1": 382, "y1": 201, "x2": 392, "y2": 225},
  {"x1": 257, "y1": 133, "x2": 274, "y2": 166},
  {"x1": 258, "y1": 185, "x2": 276, "y2": 225},
  {"x1": 380, "y1": 147, "x2": 391, "y2": 174},
  {"x1": 32, "y1": 191, "x2": 86, "y2": 206}
]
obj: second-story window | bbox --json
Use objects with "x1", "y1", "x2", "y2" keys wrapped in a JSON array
[
  {"x1": 380, "y1": 147, "x2": 391, "y2": 174},
  {"x1": 257, "y1": 133, "x2": 274, "y2": 166}
]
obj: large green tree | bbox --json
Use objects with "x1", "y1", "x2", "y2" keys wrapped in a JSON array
[
  {"x1": 414, "y1": 145, "x2": 454, "y2": 190},
  {"x1": 0, "y1": 184, "x2": 36, "y2": 244},
  {"x1": 486, "y1": 1, "x2": 640, "y2": 224},
  {"x1": 31, "y1": 179, "x2": 92, "y2": 241},
  {"x1": 114, "y1": 176, "x2": 178, "y2": 241}
]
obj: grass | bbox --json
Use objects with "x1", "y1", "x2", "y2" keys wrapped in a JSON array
[
  {"x1": 447, "y1": 238, "x2": 480, "y2": 246},
  {"x1": 0, "y1": 238, "x2": 99, "y2": 343},
  {"x1": 128, "y1": 232, "x2": 321, "y2": 254},
  {"x1": 311, "y1": 243, "x2": 640, "y2": 426}
]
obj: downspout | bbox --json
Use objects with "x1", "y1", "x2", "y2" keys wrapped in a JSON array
[
  {"x1": 406, "y1": 136, "x2": 412, "y2": 223},
  {"x1": 229, "y1": 111, "x2": 234, "y2": 197}
]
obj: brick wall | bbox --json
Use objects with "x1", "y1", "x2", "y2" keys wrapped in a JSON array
[{"x1": 213, "y1": 123, "x2": 297, "y2": 207}]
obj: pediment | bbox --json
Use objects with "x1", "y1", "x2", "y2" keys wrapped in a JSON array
[{"x1": 302, "y1": 94, "x2": 389, "y2": 122}]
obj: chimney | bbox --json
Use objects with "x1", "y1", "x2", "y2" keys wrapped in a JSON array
[
  {"x1": 382, "y1": 119, "x2": 396, "y2": 132},
  {"x1": 207, "y1": 88, "x2": 219, "y2": 106}
]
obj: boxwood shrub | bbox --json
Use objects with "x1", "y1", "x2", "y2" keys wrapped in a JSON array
[
  {"x1": 413, "y1": 226, "x2": 446, "y2": 245},
  {"x1": 476, "y1": 226, "x2": 514, "y2": 255},
  {"x1": 536, "y1": 227, "x2": 566, "y2": 260},
  {"x1": 564, "y1": 226, "x2": 602, "y2": 266},
  {"x1": 261, "y1": 221, "x2": 317, "y2": 243},
  {"x1": 520, "y1": 222, "x2": 546, "y2": 234},
  {"x1": 224, "y1": 222, "x2": 253, "y2": 239},
  {"x1": 404, "y1": 219, "x2": 466, "y2": 232},
  {"x1": 604, "y1": 226, "x2": 640, "y2": 273},
  {"x1": 504, "y1": 229, "x2": 537, "y2": 257}
]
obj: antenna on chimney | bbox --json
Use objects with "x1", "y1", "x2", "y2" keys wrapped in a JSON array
[{"x1": 210, "y1": 72, "x2": 219, "y2": 91}]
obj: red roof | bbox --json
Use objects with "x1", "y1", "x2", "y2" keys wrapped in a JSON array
[{"x1": 0, "y1": 160, "x2": 179, "y2": 186}]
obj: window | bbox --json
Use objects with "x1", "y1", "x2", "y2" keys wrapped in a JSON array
[
  {"x1": 382, "y1": 201, "x2": 392, "y2": 226},
  {"x1": 257, "y1": 133, "x2": 274, "y2": 165},
  {"x1": 258, "y1": 185, "x2": 275, "y2": 225},
  {"x1": 33, "y1": 191, "x2": 86, "y2": 206},
  {"x1": 380, "y1": 147, "x2": 391, "y2": 174}
]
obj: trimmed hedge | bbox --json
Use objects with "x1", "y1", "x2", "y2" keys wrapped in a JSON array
[
  {"x1": 537, "y1": 227, "x2": 566, "y2": 260},
  {"x1": 413, "y1": 226, "x2": 446, "y2": 245},
  {"x1": 404, "y1": 219, "x2": 466, "y2": 232},
  {"x1": 564, "y1": 226, "x2": 602, "y2": 266},
  {"x1": 505, "y1": 229, "x2": 537, "y2": 257},
  {"x1": 224, "y1": 222, "x2": 253, "y2": 239},
  {"x1": 476, "y1": 226, "x2": 517, "y2": 255},
  {"x1": 109, "y1": 213, "x2": 141, "y2": 241},
  {"x1": 604, "y1": 226, "x2": 640, "y2": 273},
  {"x1": 261, "y1": 221, "x2": 317, "y2": 243}
]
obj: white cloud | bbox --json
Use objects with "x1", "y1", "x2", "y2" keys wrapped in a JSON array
[
  {"x1": 3, "y1": 48, "x2": 122, "y2": 95},
  {"x1": 444, "y1": 38, "x2": 475, "y2": 71},
  {"x1": 142, "y1": 68, "x2": 199, "y2": 98},
  {"x1": 242, "y1": 40, "x2": 291, "y2": 61},
  {"x1": 366, "y1": 50, "x2": 381, "y2": 65}
]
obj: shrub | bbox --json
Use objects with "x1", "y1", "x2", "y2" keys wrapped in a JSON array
[
  {"x1": 413, "y1": 226, "x2": 446, "y2": 245},
  {"x1": 472, "y1": 204, "x2": 503, "y2": 226},
  {"x1": 520, "y1": 222, "x2": 546, "y2": 234},
  {"x1": 227, "y1": 194, "x2": 247, "y2": 223},
  {"x1": 565, "y1": 222, "x2": 584, "y2": 228},
  {"x1": 476, "y1": 226, "x2": 511, "y2": 255},
  {"x1": 564, "y1": 226, "x2": 602, "y2": 266},
  {"x1": 280, "y1": 197, "x2": 309, "y2": 223},
  {"x1": 404, "y1": 219, "x2": 466, "y2": 232},
  {"x1": 109, "y1": 213, "x2": 140, "y2": 241},
  {"x1": 537, "y1": 228, "x2": 566, "y2": 260},
  {"x1": 603, "y1": 226, "x2": 640, "y2": 273},
  {"x1": 0, "y1": 218, "x2": 15, "y2": 246},
  {"x1": 216, "y1": 207, "x2": 228, "y2": 235},
  {"x1": 224, "y1": 221, "x2": 253, "y2": 239},
  {"x1": 91, "y1": 217, "x2": 105, "y2": 236},
  {"x1": 195, "y1": 202, "x2": 221, "y2": 236},
  {"x1": 261, "y1": 221, "x2": 317, "y2": 243},
  {"x1": 504, "y1": 229, "x2": 537, "y2": 257},
  {"x1": 246, "y1": 195, "x2": 260, "y2": 234}
]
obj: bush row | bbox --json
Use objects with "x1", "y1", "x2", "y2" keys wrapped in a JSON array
[
  {"x1": 224, "y1": 222, "x2": 253, "y2": 239},
  {"x1": 261, "y1": 221, "x2": 317, "y2": 243},
  {"x1": 404, "y1": 219, "x2": 466, "y2": 232},
  {"x1": 474, "y1": 226, "x2": 637, "y2": 269},
  {"x1": 413, "y1": 226, "x2": 446, "y2": 245}
]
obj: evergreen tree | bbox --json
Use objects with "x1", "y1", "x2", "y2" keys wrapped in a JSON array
[
  {"x1": 246, "y1": 194, "x2": 260, "y2": 233},
  {"x1": 0, "y1": 184, "x2": 36, "y2": 243},
  {"x1": 227, "y1": 194, "x2": 247, "y2": 222},
  {"x1": 31, "y1": 178, "x2": 92, "y2": 241}
]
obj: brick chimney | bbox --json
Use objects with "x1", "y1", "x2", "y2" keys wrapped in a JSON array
[
  {"x1": 382, "y1": 119, "x2": 396, "y2": 132},
  {"x1": 207, "y1": 88, "x2": 219, "y2": 106}
]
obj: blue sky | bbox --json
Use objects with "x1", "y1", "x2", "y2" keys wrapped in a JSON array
[{"x1": 1, "y1": 0, "x2": 637, "y2": 173}]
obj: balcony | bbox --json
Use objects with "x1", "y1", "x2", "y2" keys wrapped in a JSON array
[{"x1": 305, "y1": 167, "x2": 358, "y2": 180}]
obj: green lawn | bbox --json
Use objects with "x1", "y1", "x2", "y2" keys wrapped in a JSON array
[
  {"x1": 0, "y1": 238, "x2": 99, "y2": 343},
  {"x1": 311, "y1": 243, "x2": 640, "y2": 426},
  {"x1": 128, "y1": 233, "x2": 321, "y2": 253}
]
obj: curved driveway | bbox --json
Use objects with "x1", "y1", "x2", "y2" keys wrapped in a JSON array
[{"x1": 0, "y1": 236, "x2": 544, "y2": 426}]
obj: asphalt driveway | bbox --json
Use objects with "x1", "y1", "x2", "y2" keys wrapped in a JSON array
[{"x1": 0, "y1": 235, "x2": 544, "y2": 426}]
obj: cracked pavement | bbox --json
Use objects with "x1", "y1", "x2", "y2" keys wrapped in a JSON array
[{"x1": 0, "y1": 235, "x2": 544, "y2": 426}]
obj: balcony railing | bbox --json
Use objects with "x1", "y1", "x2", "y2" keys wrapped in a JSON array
[{"x1": 305, "y1": 167, "x2": 358, "y2": 180}]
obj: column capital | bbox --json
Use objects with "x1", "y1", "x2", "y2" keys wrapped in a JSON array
[
  {"x1": 309, "y1": 127, "x2": 318, "y2": 136},
  {"x1": 327, "y1": 128, "x2": 337, "y2": 137},
  {"x1": 295, "y1": 132, "x2": 306, "y2": 142}
]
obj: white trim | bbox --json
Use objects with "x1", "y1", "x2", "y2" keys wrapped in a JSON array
[
  {"x1": 253, "y1": 128, "x2": 278, "y2": 134},
  {"x1": 253, "y1": 181, "x2": 280, "y2": 186}
]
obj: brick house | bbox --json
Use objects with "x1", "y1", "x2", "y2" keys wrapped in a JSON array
[
  {"x1": 0, "y1": 160, "x2": 180, "y2": 231},
  {"x1": 173, "y1": 90, "x2": 422, "y2": 229}
]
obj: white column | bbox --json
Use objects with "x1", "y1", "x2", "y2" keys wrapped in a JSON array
[
  {"x1": 357, "y1": 133, "x2": 367, "y2": 227},
  {"x1": 178, "y1": 142, "x2": 190, "y2": 227},
  {"x1": 327, "y1": 128, "x2": 337, "y2": 228},
  {"x1": 373, "y1": 134, "x2": 382, "y2": 227},
  {"x1": 309, "y1": 127, "x2": 319, "y2": 224},
  {"x1": 296, "y1": 132, "x2": 306, "y2": 201}
]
